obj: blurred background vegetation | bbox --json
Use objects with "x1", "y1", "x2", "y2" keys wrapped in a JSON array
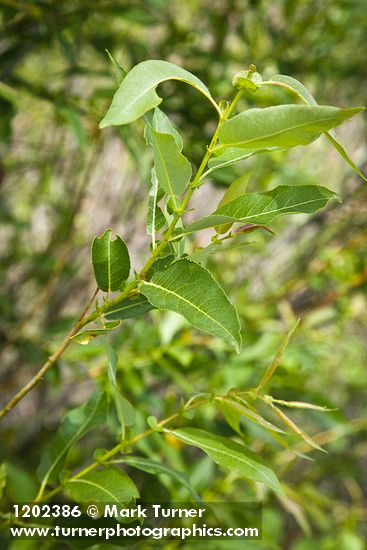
[{"x1": 0, "y1": 1, "x2": 366, "y2": 548}]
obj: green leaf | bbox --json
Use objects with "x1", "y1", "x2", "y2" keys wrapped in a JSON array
[
  {"x1": 147, "y1": 129, "x2": 192, "y2": 206},
  {"x1": 169, "y1": 427, "x2": 284, "y2": 495},
  {"x1": 71, "y1": 320, "x2": 121, "y2": 345},
  {"x1": 106, "y1": 343, "x2": 135, "y2": 439},
  {"x1": 106, "y1": 339, "x2": 135, "y2": 440},
  {"x1": 218, "y1": 105, "x2": 363, "y2": 150},
  {"x1": 215, "y1": 173, "x2": 251, "y2": 234},
  {"x1": 100, "y1": 59, "x2": 220, "y2": 128},
  {"x1": 205, "y1": 146, "x2": 282, "y2": 177},
  {"x1": 145, "y1": 107, "x2": 183, "y2": 149},
  {"x1": 264, "y1": 75, "x2": 367, "y2": 183},
  {"x1": 118, "y1": 456, "x2": 201, "y2": 501},
  {"x1": 65, "y1": 467, "x2": 139, "y2": 504},
  {"x1": 92, "y1": 229, "x2": 130, "y2": 293},
  {"x1": 217, "y1": 397, "x2": 286, "y2": 433},
  {"x1": 140, "y1": 259, "x2": 241, "y2": 351},
  {"x1": 185, "y1": 185, "x2": 339, "y2": 233},
  {"x1": 105, "y1": 295, "x2": 155, "y2": 321},
  {"x1": 147, "y1": 169, "x2": 166, "y2": 244},
  {"x1": 37, "y1": 394, "x2": 107, "y2": 489}
]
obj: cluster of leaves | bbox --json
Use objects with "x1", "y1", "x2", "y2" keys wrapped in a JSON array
[
  {"x1": 1, "y1": 4, "x2": 367, "y2": 549},
  {"x1": 35, "y1": 58, "x2": 362, "y2": 522}
]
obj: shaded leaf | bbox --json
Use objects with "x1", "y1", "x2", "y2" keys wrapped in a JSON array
[
  {"x1": 215, "y1": 173, "x2": 251, "y2": 234},
  {"x1": 118, "y1": 456, "x2": 201, "y2": 501},
  {"x1": 106, "y1": 343, "x2": 135, "y2": 440},
  {"x1": 37, "y1": 394, "x2": 107, "y2": 489},
  {"x1": 71, "y1": 321, "x2": 121, "y2": 345},
  {"x1": 92, "y1": 229, "x2": 130, "y2": 293},
  {"x1": 65, "y1": 467, "x2": 139, "y2": 504},
  {"x1": 105, "y1": 295, "x2": 155, "y2": 321},
  {"x1": 140, "y1": 259, "x2": 241, "y2": 351}
]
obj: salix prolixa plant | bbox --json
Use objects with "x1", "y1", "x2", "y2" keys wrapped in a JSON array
[{"x1": 1, "y1": 60, "x2": 365, "y2": 507}]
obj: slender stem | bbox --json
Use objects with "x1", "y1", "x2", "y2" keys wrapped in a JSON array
[
  {"x1": 0, "y1": 288, "x2": 99, "y2": 421},
  {"x1": 0, "y1": 88, "x2": 242, "y2": 422},
  {"x1": 36, "y1": 397, "x2": 211, "y2": 503}
]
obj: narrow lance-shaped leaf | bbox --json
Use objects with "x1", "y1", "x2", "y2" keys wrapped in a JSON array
[
  {"x1": 140, "y1": 259, "x2": 241, "y2": 351},
  {"x1": 169, "y1": 427, "x2": 284, "y2": 495},
  {"x1": 106, "y1": 342, "x2": 135, "y2": 440},
  {"x1": 147, "y1": 129, "x2": 192, "y2": 207},
  {"x1": 100, "y1": 59, "x2": 220, "y2": 128},
  {"x1": 216, "y1": 397, "x2": 286, "y2": 434},
  {"x1": 65, "y1": 467, "x2": 139, "y2": 504},
  {"x1": 218, "y1": 105, "x2": 363, "y2": 150},
  {"x1": 37, "y1": 394, "x2": 107, "y2": 490},
  {"x1": 262, "y1": 75, "x2": 367, "y2": 183},
  {"x1": 185, "y1": 185, "x2": 339, "y2": 233},
  {"x1": 92, "y1": 229, "x2": 130, "y2": 293}
]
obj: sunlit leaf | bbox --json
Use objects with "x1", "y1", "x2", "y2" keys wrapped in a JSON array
[
  {"x1": 169, "y1": 427, "x2": 284, "y2": 495},
  {"x1": 186, "y1": 185, "x2": 339, "y2": 233},
  {"x1": 140, "y1": 259, "x2": 241, "y2": 351},
  {"x1": 100, "y1": 59, "x2": 220, "y2": 127},
  {"x1": 218, "y1": 105, "x2": 363, "y2": 150}
]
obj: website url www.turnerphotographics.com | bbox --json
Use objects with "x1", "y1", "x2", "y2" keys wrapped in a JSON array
[{"x1": 9, "y1": 502, "x2": 262, "y2": 541}]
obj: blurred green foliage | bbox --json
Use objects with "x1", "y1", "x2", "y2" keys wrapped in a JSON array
[{"x1": 0, "y1": 1, "x2": 366, "y2": 548}]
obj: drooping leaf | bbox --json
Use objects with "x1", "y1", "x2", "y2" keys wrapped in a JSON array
[
  {"x1": 272, "y1": 406, "x2": 325, "y2": 453},
  {"x1": 185, "y1": 185, "x2": 339, "y2": 233},
  {"x1": 65, "y1": 467, "x2": 139, "y2": 504},
  {"x1": 37, "y1": 394, "x2": 107, "y2": 489},
  {"x1": 140, "y1": 259, "x2": 241, "y2": 351},
  {"x1": 71, "y1": 320, "x2": 121, "y2": 345},
  {"x1": 91, "y1": 229, "x2": 130, "y2": 292},
  {"x1": 217, "y1": 105, "x2": 363, "y2": 150},
  {"x1": 147, "y1": 129, "x2": 192, "y2": 206},
  {"x1": 118, "y1": 456, "x2": 201, "y2": 501},
  {"x1": 100, "y1": 59, "x2": 220, "y2": 128},
  {"x1": 105, "y1": 295, "x2": 155, "y2": 321},
  {"x1": 169, "y1": 427, "x2": 284, "y2": 495},
  {"x1": 106, "y1": 343, "x2": 135, "y2": 440},
  {"x1": 263, "y1": 75, "x2": 367, "y2": 182}
]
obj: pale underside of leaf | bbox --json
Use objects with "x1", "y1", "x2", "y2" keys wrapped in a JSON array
[{"x1": 100, "y1": 59, "x2": 220, "y2": 127}]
